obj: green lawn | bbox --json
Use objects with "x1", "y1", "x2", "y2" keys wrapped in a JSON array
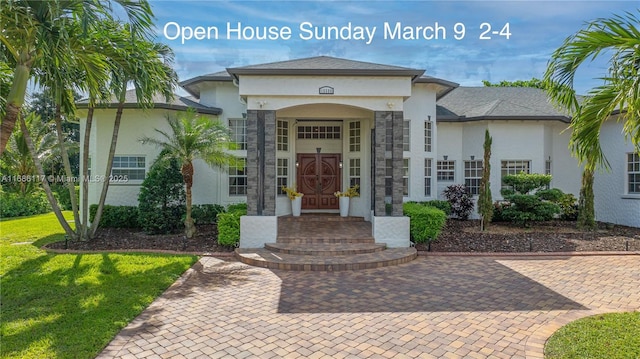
[
  {"x1": 0, "y1": 212, "x2": 198, "y2": 359},
  {"x1": 545, "y1": 312, "x2": 640, "y2": 359}
]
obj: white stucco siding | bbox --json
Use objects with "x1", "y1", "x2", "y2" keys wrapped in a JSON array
[
  {"x1": 403, "y1": 84, "x2": 437, "y2": 201},
  {"x1": 434, "y1": 121, "x2": 580, "y2": 204},
  {"x1": 238, "y1": 75, "x2": 412, "y2": 98},
  {"x1": 436, "y1": 123, "x2": 463, "y2": 196},
  {"x1": 549, "y1": 123, "x2": 581, "y2": 197},
  {"x1": 594, "y1": 120, "x2": 640, "y2": 227},
  {"x1": 79, "y1": 108, "x2": 223, "y2": 207}
]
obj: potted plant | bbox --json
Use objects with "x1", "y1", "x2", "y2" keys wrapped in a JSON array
[
  {"x1": 334, "y1": 184, "x2": 359, "y2": 217},
  {"x1": 282, "y1": 185, "x2": 304, "y2": 216}
]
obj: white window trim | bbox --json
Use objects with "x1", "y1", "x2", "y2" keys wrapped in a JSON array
[
  {"x1": 625, "y1": 152, "x2": 640, "y2": 198},
  {"x1": 110, "y1": 155, "x2": 146, "y2": 185}
]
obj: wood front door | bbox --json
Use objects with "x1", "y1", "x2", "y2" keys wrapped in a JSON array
[{"x1": 297, "y1": 153, "x2": 341, "y2": 210}]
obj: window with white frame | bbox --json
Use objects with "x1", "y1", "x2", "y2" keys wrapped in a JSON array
[
  {"x1": 403, "y1": 120, "x2": 410, "y2": 151},
  {"x1": 628, "y1": 153, "x2": 640, "y2": 194},
  {"x1": 111, "y1": 156, "x2": 145, "y2": 181},
  {"x1": 277, "y1": 158, "x2": 288, "y2": 195},
  {"x1": 277, "y1": 120, "x2": 288, "y2": 151},
  {"x1": 349, "y1": 158, "x2": 361, "y2": 189},
  {"x1": 424, "y1": 120, "x2": 432, "y2": 152},
  {"x1": 501, "y1": 160, "x2": 530, "y2": 186},
  {"x1": 464, "y1": 160, "x2": 483, "y2": 195},
  {"x1": 437, "y1": 160, "x2": 455, "y2": 181},
  {"x1": 228, "y1": 159, "x2": 247, "y2": 195},
  {"x1": 349, "y1": 121, "x2": 361, "y2": 152},
  {"x1": 424, "y1": 158, "x2": 432, "y2": 197},
  {"x1": 297, "y1": 125, "x2": 340, "y2": 139},
  {"x1": 228, "y1": 119, "x2": 247, "y2": 150}
]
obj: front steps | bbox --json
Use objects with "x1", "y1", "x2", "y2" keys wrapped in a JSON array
[{"x1": 235, "y1": 215, "x2": 416, "y2": 271}]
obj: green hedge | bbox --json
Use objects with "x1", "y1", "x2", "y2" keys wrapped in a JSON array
[
  {"x1": 216, "y1": 203, "x2": 247, "y2": 247},
  {"x1": 192, "y1": 204, "x2": 225, "y2": 224},
  {"x1": 89, "y1": 204, "x2": 140, "y2": 228},
  {"x1": 0, "y1": 190, "x2": 51, "y2": 218},
  {"x1": 403, "y1": 202, "x2": 447, "y2": 244}
]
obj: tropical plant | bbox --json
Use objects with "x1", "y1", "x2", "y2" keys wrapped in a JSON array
[
  {"x1": 0, "y1": 0, "x2": 154, "y2": 156},
  {"x1": 140, "y1": 110, "x2": 239, "y2": 239},
  {"x1": 1, "y1": 112, "x2": 56, "y2": 195},
  {"x1": 543, "y1": 10, "x2": 640, "y2": 229},
  {"x1": 443, "y1": 184, "x2": 474, "y2": 220},
  {"x1": 478, "y1": 129, "x2": 493, "y2": 230}
]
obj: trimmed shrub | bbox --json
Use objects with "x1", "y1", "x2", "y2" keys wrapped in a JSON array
[
  {"x1": 0, "y1": 189, "x2": 51, "y2": 217},
  {"x1": 492, "y1": 200, "x2": 511, "y2": 222},
  {"x1": 226, "y1": 202, "x2": 247, "y2": 213},
  {"x1": 422, "y1": 200, "x2": 451, "y2": 216},
  {"x1": 403, "y1": 202, "x2": 447, "y2": 243},
  {"x1": 500, "y1": 173, "x2": 560, "y2": 227},
  {"x1": 137, "y1": 155, "x2": 186, "y2": 234},
  {"x1": 216, "y1": 203, "x2": 247, "y2": 247},
  {"x1": 89, "y1": 204, "x2": 139, "y2": 228},
  {"x1": 443, "y1": 184, "x2": 474, "y2": 220},
  {"x1": 192, "y1": 204, "x2": 225, "y2": 224}
]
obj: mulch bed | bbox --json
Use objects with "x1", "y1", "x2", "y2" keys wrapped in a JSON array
[
  {"x1": 46, "y1": 220, "x2": 640, "y2": 254},
  {"x1": 417, "y1": 220, "x2": 640, "y2": 253}
]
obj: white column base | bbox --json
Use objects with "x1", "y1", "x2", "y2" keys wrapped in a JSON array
[
  {"x1": 372, "y1": 216, "x2": 410, "y2": 248},
  {"x1": 239, "y1": 216, "x2": 277, "y2": 248}
]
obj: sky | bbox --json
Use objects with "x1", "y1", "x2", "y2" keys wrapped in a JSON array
[{"x1": 150, "y1": 0, "x2": 639, "y2": 95}]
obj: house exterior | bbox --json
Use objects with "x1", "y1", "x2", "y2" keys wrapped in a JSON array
[{"x1": 78, "y1": 56, "x2": 640, "y2": 247}]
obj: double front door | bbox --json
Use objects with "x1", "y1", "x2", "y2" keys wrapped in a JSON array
[{"x1": 296, "y1": 153, "x2": 341, "y2": 209}]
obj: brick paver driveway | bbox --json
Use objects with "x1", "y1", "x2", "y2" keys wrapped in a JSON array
[{"x1": 98, "y1": 255, "x2": 640, "y2": 359}]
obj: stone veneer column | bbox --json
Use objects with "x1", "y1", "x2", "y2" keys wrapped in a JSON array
[
  {"x1": 373, "y1": 111, "x2": 404, "y2": 217},
  {"x1": 245, "y1": 110, "x2": 276, "y2": 216},
  {"x1": 391, "y1": 110, "x2": 404, "y2": 216}
]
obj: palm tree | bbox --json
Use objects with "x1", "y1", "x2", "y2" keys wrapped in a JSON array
[
  {"x1": 141, "y1": 110, "x2": 239, "y2": 238},
  {"x1": 89, "y1": 22, "x2": 178, "y2": 239},
  {"x1": 0, "y1": 0, "x2": 154, "y2": 156},
  {"x1": 543, "y1": 10, "x2": 640, "y2": 228}
]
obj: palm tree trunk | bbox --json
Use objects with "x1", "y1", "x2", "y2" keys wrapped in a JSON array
[
  {"x1": 80, "y1": 107, "x2": 94, "y2": 240},
  {"x1": 20, "y1": 116, "x2": 75, "y2": 238},
  {"x1": 0, "y1": 63, "x2": 31, "y2": 156},
  {"x1": 53, "y1": 104, "x2": 81, "y2": 235},
  {"x1": 577, "y1": 167, "x2": 596, "y2": 230},
  {"x1": 182, "y1": 161, "x2": 196, "y2": 238},
  {"x1": 89, "y1": 96, "x2": 125, "y2": 239}
]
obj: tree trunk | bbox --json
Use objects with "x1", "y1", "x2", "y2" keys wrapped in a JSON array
[
  {"x1": 80, "y1": 107, "x2": 94, "y2": 240},
  {"x1": 0, "y1": 62, "x2": 31, "y2": 156},
  {"x1": 577, "y1": 168, "x2": 596, "y2": 230},
  {"x1": 20, "y1": 116, "x2": 75, "y2": 238},
  {"x1": 90, "y1": 88, "x2": 126, "y2": 238},
  {"x1": 182, "y1": 161, "x2": 196, "y2": 238},
  {"x1": 54, "y1": 104, "x2": 81, "y2": 236}
]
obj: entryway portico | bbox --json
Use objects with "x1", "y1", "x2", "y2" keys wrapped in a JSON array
[{"x1": 231, "y1": 56, "x2": 424, "y2": 249}]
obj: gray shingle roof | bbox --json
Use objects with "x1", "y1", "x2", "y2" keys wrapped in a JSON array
[
  {"x1": 226, "y1": 56, "x2": 424, "y2": 79},
  {"x1": 76, "y1": 89, "x2": 222, "y2": 115},
  {"x1": 436, "y1": 87, "x2": 571, "y2": 123}
]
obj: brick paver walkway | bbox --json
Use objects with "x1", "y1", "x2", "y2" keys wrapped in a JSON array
[{"x1": 98, "y1": 255, "x2": 640, "y2": 359}]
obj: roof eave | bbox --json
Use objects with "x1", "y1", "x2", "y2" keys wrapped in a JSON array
[
  {"x1": 226, "y1": 67, "x2": 425, "y2": 79},
  {"x1": 76, "y1": 102, "x2": 223, "y2": 115},
  {"x1": 437, "y1": 115, "x2": 571, "y2": 123}
]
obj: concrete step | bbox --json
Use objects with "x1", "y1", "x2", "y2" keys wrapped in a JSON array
[
  {"x1": 235, "y1": 247, "x2": 417, "y2": 271},
  {"x1": 279, "y1": 215, "x2": 365, "y2": 222},
  {"x1": 265, "y1": 243, "x2": 387, "y2": 256},
  {"x1": 275, "y1": 237, "x2": 375, "y2": 244}
]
